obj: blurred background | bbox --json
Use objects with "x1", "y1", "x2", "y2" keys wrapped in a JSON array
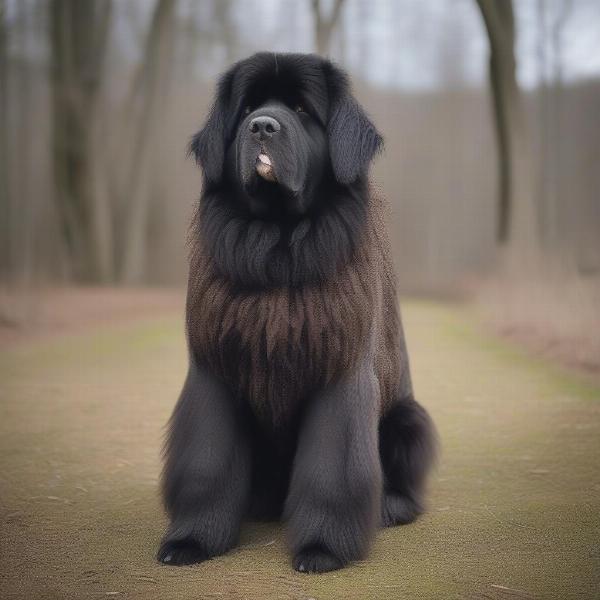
[{"x1": 1, "y1": 0, "x2": 599, "y2": 371}]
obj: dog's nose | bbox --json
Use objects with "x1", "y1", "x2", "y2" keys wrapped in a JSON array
[{"x1": 249, "y1": 115, "x2": 281, "y2": 138}]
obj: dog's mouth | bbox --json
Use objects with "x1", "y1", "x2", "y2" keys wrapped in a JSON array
[{"x1": 256, "y1": 152, "x2": 277, "y2": 182}]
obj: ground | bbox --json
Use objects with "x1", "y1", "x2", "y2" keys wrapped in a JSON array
[{"x1": 0, "y1": 295, "x2": 599, "y2": 599}]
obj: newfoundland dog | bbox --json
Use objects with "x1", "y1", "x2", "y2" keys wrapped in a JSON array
[{"x1": 158, "y1": 52, "x2": 436, "y2": 573}]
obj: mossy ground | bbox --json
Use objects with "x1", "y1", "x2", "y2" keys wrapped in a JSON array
[{"x1": 1, "y1": 302, "x2": 598, "y2": 599}]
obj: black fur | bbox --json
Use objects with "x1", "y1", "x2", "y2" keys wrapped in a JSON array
[
  {"x1": 284, "y1": 352, "x2": 382, "y2": 572},
  {"x1": 158, "y1": 52, "x2": 436, "y2": 573},
  {"x1": 379, "y1": 399, "x2": 437, "y2": 526},
  {"x1": 197, "y1": 183, "x2": 367, "y2": 288},
  {"x1": 157, "y1": 362, "x2": 251, "y2": 564}
]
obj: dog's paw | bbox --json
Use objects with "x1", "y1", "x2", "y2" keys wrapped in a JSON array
[
  {"x1": 381, "y1": 491, "x2": 422, "y2": 527},
  {"x1": 293, "y1": 545, "x2": 345, "y2": 573},
  {"x1": 157, "y1": 539, "x2": 210, "y2": 566}
]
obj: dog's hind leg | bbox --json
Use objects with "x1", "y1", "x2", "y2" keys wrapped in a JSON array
[{"x1": 379, "y1": 397, "x2": 436, "y2": 527}]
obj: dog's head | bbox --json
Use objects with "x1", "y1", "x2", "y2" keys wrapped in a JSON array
[{"x1": 190, "y1": 52, "x2": 383, "y2": 216}]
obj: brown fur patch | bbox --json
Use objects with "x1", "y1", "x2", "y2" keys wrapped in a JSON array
[{"x1": 186, "y1": 192, "x2": 404, "y2": 430}]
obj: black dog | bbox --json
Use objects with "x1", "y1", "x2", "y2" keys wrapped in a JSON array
[{"x1": 158, "y1": 52, "x2": 436, "y2": 573}]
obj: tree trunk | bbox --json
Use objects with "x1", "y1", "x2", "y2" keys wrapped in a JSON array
[
  {"x1": 476, "y1": 0, "x2": 538, "y2": 264},
  {"x1": 118, "y1": 0, "x2": 177, "y2": 284},
  {"x1": 311, "y1": 0, "x2": 345, "y2": 56},
  {"x1": 0, "y1": 0, "x2": 9, "y2": 280},
  {"x1": 50, "y1": 0, "x2": 112, "y2": 282}
]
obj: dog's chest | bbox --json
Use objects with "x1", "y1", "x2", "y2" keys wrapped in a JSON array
[{"x1": 189, "y1": 272, "x2": 374, "y2": 428}]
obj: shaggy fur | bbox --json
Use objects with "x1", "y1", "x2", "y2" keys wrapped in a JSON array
[{"x1": 158, "y1": 52, "x2": 436, "y2": 573}]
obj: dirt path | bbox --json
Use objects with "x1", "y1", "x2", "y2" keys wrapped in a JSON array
[
  {"x1": 1, "y1": 301, "x2": 598, "y2": 599},
  {"x1": 0, "y1": 287, "x2": 184, "y2": 346}
]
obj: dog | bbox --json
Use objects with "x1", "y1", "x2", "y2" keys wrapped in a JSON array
[{"x1": 158, "y1": 52, "x2": 436, "y2": 573}]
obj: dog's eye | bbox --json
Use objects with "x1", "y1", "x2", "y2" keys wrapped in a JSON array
[{"x1": 295, "y1": 104, "x2": 305, "y2": 113}]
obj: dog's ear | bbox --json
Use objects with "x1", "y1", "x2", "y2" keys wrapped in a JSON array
[
  {"x1": 324, "y1": 62, "x2": 383, "y2": 184},
  {"x1": 189, "y1": 68, "x2": 236, "y2": 183}
]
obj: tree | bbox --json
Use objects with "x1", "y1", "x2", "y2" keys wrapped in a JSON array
[
  {"x1": 49, "y1": 0, "x2": 179, "y2": 284},
  {"x1": 537, "y1": 0, "x2": 572, "y2": 250},
  {"x1": 50, "y1": 0, "x2": 112, "y2": 281},
  {"x1": 0, "y1": 0, "x2": 9, "y2": 280},
  {"x1": 311, "y1": 0, "x2": 346, "y2": 56},
  {"x1": 117, "y1": 0, "x2": 177, "y2": 283},
  {"x1": 475, "y1": 0, "x2": 537, "y2": 256}
]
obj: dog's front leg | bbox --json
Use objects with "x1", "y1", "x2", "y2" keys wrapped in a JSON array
[
  {"x1": 285, "y1": 355, "x2": 382, "y2": 573},
  {"x1": 157, "y1": 360, "x2": 250, "y2": 565}
]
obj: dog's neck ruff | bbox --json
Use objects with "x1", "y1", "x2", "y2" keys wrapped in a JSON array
[{"x1": 195, "y1": 186, "x2": 368, "y2": 289}]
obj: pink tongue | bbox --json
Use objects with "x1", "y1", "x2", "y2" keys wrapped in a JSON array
[
  {"x1": 256, "y1": 154, "x2": 276, "y2": 181},
  {"x1": 258, "y1": 153, "x2": 272, "y2": 166}
]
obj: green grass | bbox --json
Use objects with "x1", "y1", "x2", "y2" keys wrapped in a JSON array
[{"x1": 1, "y1": 301, "x2": 598, "y2": 599}]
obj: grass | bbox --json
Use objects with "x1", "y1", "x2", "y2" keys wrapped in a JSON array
[{"x1": 0, "y1": 301, "x2": 598, "y2": 599}]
